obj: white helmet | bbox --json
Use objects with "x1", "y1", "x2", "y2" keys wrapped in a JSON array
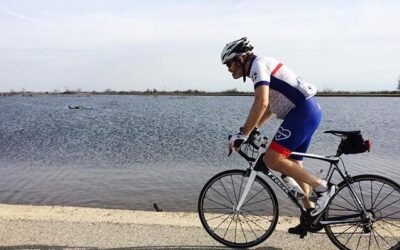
[{"x1": 221, "y1": 37, "x2": 254, "y2": 64}]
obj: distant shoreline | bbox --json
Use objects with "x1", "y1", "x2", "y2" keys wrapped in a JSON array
[{"x1": 1, "y1": 91, "x2": 400, "y2": 97}]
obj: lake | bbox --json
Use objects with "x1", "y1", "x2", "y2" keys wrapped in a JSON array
[{"x1": 0, "y1": 95, "x2": 399, "y2": 215}]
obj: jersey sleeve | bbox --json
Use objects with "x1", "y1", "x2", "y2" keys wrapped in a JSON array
[{"x1": 250, "y1": 58, "x2": 271, "y2": 89}]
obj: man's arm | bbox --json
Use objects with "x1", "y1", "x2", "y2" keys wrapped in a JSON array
[
  {"x1": 241, "y1": 85, "x2": 269, "y2": 136},
  {"x1": 256, "y1": 105, "x2": 273, "y2": 128}
]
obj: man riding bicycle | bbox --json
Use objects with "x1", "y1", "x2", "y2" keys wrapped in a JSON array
[{"x1": 222, "y1": 37, "x2": 337, "y2": 234}]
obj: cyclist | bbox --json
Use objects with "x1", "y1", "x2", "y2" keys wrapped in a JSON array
[{"x1": 222, "y1": 37, "x2": 337, "y2": 234}]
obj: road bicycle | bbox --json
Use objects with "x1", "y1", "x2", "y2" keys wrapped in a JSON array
[{"x1": 198, "y1": 130, "x2": 400, "y2": 249}]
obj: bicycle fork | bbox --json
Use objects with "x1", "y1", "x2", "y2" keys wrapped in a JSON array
[{"x1": 235, "y1": 170, "x2": 258, "y2": 212}]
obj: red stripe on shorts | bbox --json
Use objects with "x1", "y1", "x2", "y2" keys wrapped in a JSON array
[{"x1": 269, "y1": 141, "x2": 292, "y2": 158}]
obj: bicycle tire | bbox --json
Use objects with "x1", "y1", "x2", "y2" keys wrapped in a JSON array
[
  {"x1": 198, "y1": 169, "x2": 278, "y2": 248},
  {"x1": 324, "y1": 174, "x2": 400, "y2": 250}
]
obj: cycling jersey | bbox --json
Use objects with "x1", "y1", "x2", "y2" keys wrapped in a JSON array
[
  {"x1": 248, "y1": 56, "x2": 321, "y2": 159},
  {"x1": 249, "y1": 56, "x2": 317, "y2": 119}
]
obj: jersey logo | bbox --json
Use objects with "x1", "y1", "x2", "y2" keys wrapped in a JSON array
[
  {"x1": 275, "y1": 126, "x2": 291, "y2": 141},
  {"x1": 251, "y1": 72, "x2": 258, "y2": 81}
]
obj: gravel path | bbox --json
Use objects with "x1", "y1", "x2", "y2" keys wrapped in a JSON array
[{"x1": 0, "y1": 204, "x2": 337, "y2": 249}]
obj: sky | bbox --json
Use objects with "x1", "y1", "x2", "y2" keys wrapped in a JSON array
[{"x1": 0, "y1": 0, "x2": 399, "y2": 92}]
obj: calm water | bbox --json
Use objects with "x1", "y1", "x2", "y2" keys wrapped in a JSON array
[{"x1": 0, "y1": 95, "x2": 399, "y2": 215}]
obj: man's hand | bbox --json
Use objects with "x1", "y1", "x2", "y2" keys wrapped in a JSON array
[
  {"x1": 249, "y1": 127, "x2": 260, "y2": 138},
  {"x1": 228, "y1": 131, "x2": 248, "y2": 154}
]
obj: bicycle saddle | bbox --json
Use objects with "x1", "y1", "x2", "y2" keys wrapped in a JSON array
[{"x1": 324, "y1": 130, "x2": 361, "y2": 136}]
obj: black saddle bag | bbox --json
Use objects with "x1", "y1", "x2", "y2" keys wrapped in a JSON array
[{"x1": 337, "y1": 133, "x2": 371, "y2": 156}]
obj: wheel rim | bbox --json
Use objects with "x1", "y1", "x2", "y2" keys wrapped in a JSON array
[
  {"x1": 325, "y1": 176, "x2": 400, "y2": 250},
  {"x1": 199, "y1": 170, "x2": 277, "y2": 247}
]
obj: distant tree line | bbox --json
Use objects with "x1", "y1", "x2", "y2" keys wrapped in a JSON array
[
  {"x1": 398, "y1": 76, "x2": 400, "y2": 92},
  {"x1": 1, "y1": 76, "x2": 400, "y2": 96},
  {"x1": 2, "y1": 89, "x2": 400, "y2": 97}
]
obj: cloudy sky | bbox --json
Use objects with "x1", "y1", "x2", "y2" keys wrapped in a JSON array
[{"x1": 0, "y1": 0, "x2": 399, "y2": 92}]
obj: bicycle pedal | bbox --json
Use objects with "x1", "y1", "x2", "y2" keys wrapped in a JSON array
[{"x1": 299, "y1": 231, "x2": 308, "y2": 239}]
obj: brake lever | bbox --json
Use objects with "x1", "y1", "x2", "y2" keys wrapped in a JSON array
[{"x1": 228, "y1": 135, "x2": 233, "y2": 156}]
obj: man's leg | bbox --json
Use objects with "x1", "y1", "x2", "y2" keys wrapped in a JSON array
[
  {"x1": 264, "y1": 149, "x2": 321, "y2": 189},
  {"x1": 264, "y1": 151, "x2": 328, "y2": 234},
  {"x1": 266, "y1": 98, "x2": 336, "y2": 219},
  {"x1": 289, "y1": 160, "x2": 325, "y2": 234},
  {"x1": 293, "y1": 160, "x2": 314, "y2": 209}
]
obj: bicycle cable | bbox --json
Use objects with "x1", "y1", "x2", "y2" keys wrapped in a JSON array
[{"x1": 338, "y1": 156, "x2": 350, "y2": 176}]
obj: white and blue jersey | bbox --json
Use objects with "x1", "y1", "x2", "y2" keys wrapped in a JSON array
[
  {"x1": 249, "y1": 56, "x2": 321, "y2": 160},
  {"x1": 249, "y1": 56, "x2": 317, "y2": 119}
]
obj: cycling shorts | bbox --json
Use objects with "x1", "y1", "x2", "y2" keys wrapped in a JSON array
[{"x1": 269, "y1": 97, "x2": 322, "y2": 161}]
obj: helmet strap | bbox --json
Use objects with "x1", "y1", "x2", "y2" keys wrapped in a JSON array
[
  {"x1": 242, "y1": 63, "x2": 246, "y2": 82},
  {"x1": 240, "y1": 54, "x2": 250, "y2": 82}
]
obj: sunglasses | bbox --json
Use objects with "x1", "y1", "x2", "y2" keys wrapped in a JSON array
[{"x1": 225, "y1": 57, "x2": 237, "y2": 68}]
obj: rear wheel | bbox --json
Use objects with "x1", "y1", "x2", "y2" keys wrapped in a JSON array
[
  {"x1": 198, "y1": 169, "x2": 279, "y2": 248},
  {"x1": 324, "y1": 175, "x2": 400, "y2": 250}
]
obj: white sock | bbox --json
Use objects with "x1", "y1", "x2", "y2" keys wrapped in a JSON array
[{"x1": 314, "y1": 180, "x2": 328, "y2": 192}]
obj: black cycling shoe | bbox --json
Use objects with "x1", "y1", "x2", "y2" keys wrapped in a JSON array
[
  {"x1": 288, "y1": 220, "x2": 324, "y2": 235},
  {"x1": 288, "y1": 221, "x2": 307, "y2": 235},
  {"x1": 288, "y1": 209, "x2": 324, "y2": 235}
]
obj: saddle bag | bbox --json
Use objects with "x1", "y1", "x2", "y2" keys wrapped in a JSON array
[{"x1": 337, "y1": 133, "x2": 371, "y2": 156}]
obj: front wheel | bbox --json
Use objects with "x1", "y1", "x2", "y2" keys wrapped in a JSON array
[
  {"x1": 198, "y1": 169, "x2": 279, "y2": 248},
  {"x1": 324, "y1": 174, "x2": 400, "y2": 250}
]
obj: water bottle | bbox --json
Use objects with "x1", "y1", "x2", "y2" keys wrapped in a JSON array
[
  {"x1": 281, "y1": 175, "x2": 305, "y2": 199},
  {"x1": 309, "y1": 169, "x2": 325, "y2": 203},
  {"x1": 315, "y1": 169, "x2": 325, "y2": 180}
]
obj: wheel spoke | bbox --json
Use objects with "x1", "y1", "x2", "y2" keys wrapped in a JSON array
[
  {"x1": 205, "y1": 207, "x2": 232, "y2": 211},
  {"x1": 372, "y1": 182, "x2": 386, "y2": 208},
  {"x1": 223, "y1": 213, "x2": 235, "y2": 239},
  {"x1": 235, "y1": 214, "x2": 238, "y2": 243},
  {"x1": 241, "y1": 187, "x2": 266, "y2": 208},
  {"x1": 206, "y1": 211, "x2": 233, "y2": 222},
  {"x1": 213, "y1": 212, "x2": 234, "y2": 232},
  {"x1": 378, "y1": 210, "x2": 400, "y2": 220},
  {"x1": 337, "y1": 192, "x2": 359, "y2": 211},
  {"x1": 374, "y1": 197, "x2": 400, "y2": 213},
  {"x1": 219, "y1": 179, "x2": 235, "y2": 206},
  {"x1": 239, "y1": 214, "x2": 248, "y2": 243},
  {"x1": 359, "y1": 181, "x2": 366, "y2": 209},
  {"x1": 231, "y1": 175, "x2": 238, "y2": 205},
  {"x1": 372, "y1": 227, "x2": 381, "y2": 249},
  {"x1": 329, "y1": 202, "x2": 360, "y2": 213},
  {"x1": 209, "y1": 186, "x2": 234, "y2": 206},
  {"x1": 332, "y1": 223, "x2": 359, "y2": 237},
  {"x1": 237, "y1": 175, "x2": 245, "y2": 208},
  {"x1": 373, "y1": 188, "x2": 396, "y2": 211},
  {"x1": 372, "y1": 226, "x2": 391, "y2": 247},
  {"x1": 344, "y1": 222, "x2": 361, "y2": 247},
  {"x1": 368, "y1": 226, "x2": 372, "y2": 250},
  {"x1": 379, "y1": 218, "x2": 400, "y2": 230},
  {"x1": 241, "y1": 197, "x2": 272, "y2": 208},
  {"x1": 356, "y1": 228, "x2": 363, "y2": 250},
  {"x1": 371, "y1": 180, "x2": 373, "y2": 211},
  {"x1": 377, "y1": 220, "x2": 397, "y2": 237},
  {"x1": 241, "y1": 211, "x2": 268, "y2": 231},
  {"x1": 242, "y1": 209, "x2": 269, "y2": 221},
  {"x1": 240, "y1": 213, "x2": 259, "y2": 239},
  {"x1": 204, "y1": 196, "x2": 232, "y2": 209}
]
